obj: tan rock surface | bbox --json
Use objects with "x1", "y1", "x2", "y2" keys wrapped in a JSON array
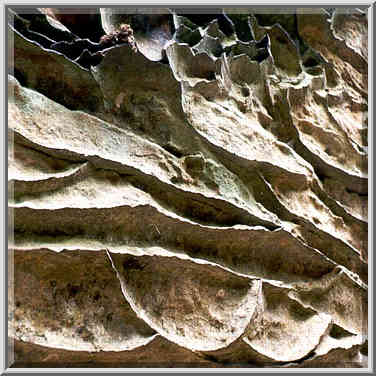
[{"x1": 8, "y1": 7, "x2": 368, "y2": 368}]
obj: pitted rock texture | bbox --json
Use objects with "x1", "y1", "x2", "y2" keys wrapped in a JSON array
[{"x1": 8, "y1": 7, "x2": 368, "y2": 368}]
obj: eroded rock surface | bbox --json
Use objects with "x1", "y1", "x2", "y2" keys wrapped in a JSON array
[{"x1": 8, "y1": 7, "x2": 368, "y2": 368}]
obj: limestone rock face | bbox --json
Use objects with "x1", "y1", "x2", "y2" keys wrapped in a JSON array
[{"x1": 8, "y1": 7, "x2": 368, "y2": 368}]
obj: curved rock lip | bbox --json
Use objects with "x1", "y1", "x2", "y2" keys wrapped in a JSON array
[
  {"x1": 9, "y1": 7, "x2": 367, "y2": 368},
  {"x1": 107, "y1": 251, "x2": 262, "y2": 352},
  {"x1": 9, "y1": 249, "x2": 157, "y2": 352}
]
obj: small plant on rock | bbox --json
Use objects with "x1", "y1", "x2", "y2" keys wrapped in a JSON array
[{"x1": 99, "y1": 23, "x2": 137, "y2": 52}]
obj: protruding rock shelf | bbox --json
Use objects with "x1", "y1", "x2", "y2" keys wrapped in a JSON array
[{"x1": 8, "y1": 7, "x2": 368, "y2": 368}]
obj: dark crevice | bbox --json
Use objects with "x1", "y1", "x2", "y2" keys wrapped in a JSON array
[
  {"x1": 206, "y1": 71, "x2": 217, "y2": 81},
  {"x1": 226, "y1": 14, "x2": 253, "y2": 42},
  {"x1": 67, "y1": 284, "x2": 80, "y2": 298},
  {"x1": 158, "y1": 51, "x2": 171, "y2": 65},
  {"x1": 217, "y1": 14, "x2": 235, "y2": 37},
  {"x1": 255, "y1": 34, "x2": 269, "y2": 49},
  {"x1": 74, "y1": 49, "x2": 104, "y2": 69},
  {"x1": 9, "y1": 9, "x2": 55, "y2": 49},
  {"x1": 254, "y1": 13, "x2": 297, "y2": 39},
  {"x1": 360, "y1": 341, "x2": 368, "y2": 356},
  {"x1": 253, "y1": 48, "x2": 270, "y2": 63},
  {"x1": 122, "y1": 258, "x2": 145, "y2": 271},
  {"x1": 173, "y1": 11, "x2": 234, "y2": 37},
  {"x1": 9, "y1": 8, "x2": 116, "y2": 70},
  {"x1": 345, "y1": 187, "x2": 368, "y2": 198},
  {"x1": 329, "y1": 324, "x2": 355, "y2": 339},
  {"x1": 10, "y1": 8, "x2": 77, "y2": 43},
  {"x1": 294, "y1": 137, "x2": 367, "y2": 195},
  {"x1": 201, "y1": 354, "x2": 221, "y2": 363},
  {"x1": 10, "y1": 27, "x2": 104, "y2": 111},
  {"x1": 315, "y1": 170, "x2": 330, "y2": 183},
  {"x1": 11, "y1": 69, "x2": 28, "y2": 87},
  {"x1": 241, "y1": 87, "x2": 250, "y2": 97},
  {"x1": 39, "y1": 9, "x2": 105, "y2": 42},
  {"x1": 303, "y1": 56, "x2": 320, "y2": 68},
  {"x1": 161, "y1": 144, "x2": 184, "y2": 158},
  {"x1": 21, "y1": 29, "x2": 55, "y2": 49},
  {"x1": 49, "y1": 39, "x2": 101, "y2": 59}
]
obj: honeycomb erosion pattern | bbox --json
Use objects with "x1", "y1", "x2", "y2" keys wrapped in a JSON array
[{"x1": 8, "y1": 7, "x2": 368, "y2": 368}]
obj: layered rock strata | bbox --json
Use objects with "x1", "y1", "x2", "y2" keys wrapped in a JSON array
[{"x1": 8, "y1": 7, "x2": 368, "y2": 368}]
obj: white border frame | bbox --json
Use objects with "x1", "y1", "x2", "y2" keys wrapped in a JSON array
[{"x1": 1, "y1": 1, "x2": 374, "y2": 374}]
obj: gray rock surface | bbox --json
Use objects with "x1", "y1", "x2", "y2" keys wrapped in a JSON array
[{"x1": 8, "y1": 7, "x2": 368, "y2": 368}]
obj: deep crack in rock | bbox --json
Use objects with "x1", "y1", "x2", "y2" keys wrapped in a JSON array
[{"x1": 8, "y1": 6, "x2": 368, "y2": 368}]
